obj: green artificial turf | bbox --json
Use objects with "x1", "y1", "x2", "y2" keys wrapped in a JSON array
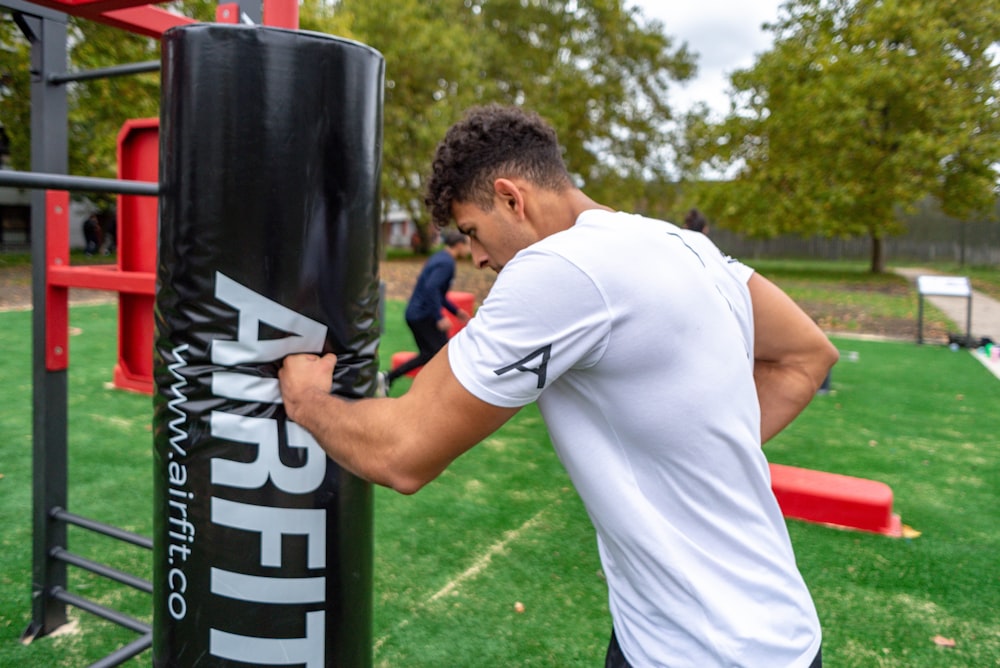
[
  {"x1": 769, "y1": 336, "x2": 1000, "y2": 667},
  {"x1": 1, "y1": 293, "x2": 997, "y2": 667}
]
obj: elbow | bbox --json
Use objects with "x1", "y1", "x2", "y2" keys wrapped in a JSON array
[
  {"x1": 821, "y1": 337, "x2": 839, "y2": 373},
  {"x1": 367, "y1": 460, "x2": 430, "y2": 496},
  {"x1": 388, "y1": 477, "x2": 428, "y2": 496},
  {"x1": 371, "y1": 440, "x2": 442, "y2": 496},
  {"x1": 810, "y1": 337, "x2": 839, "y2": 389}
]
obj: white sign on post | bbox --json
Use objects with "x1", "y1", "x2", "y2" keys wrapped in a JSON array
[
  {"x1": 917, "y1": 275, "x2": 971, "y2": 298},
  {"x1": 915, "y1": 275, "x2": 972, "y2": 344}
]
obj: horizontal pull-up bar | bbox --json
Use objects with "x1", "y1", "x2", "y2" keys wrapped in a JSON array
[
  {"x1": 49, "y1": 587, "x2": 151, "y2": 634},
  {"x1": 51, "y1": 507, "x2": 153, "y2": 549},
  {"x1": 49, "y1": 547, "x2": 153, "y2": 593},
  {"x1": 48, "y1": 59, "x2": 160, "y2": 84},
  {"x1": 0, "y1": 169, "x2": 158, "y2": 196},
  {"x1": 89, "y1": 634, "x2": 154, "y2": 668}
]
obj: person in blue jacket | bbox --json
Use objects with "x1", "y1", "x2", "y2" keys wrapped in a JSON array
[{"x1": 382, "y1": 230, "x2": 471, "y2": 390}]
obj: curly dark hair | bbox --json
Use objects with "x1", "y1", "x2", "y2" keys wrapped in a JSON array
[{"x1": 424, "y1": 104, "x2": 572, "y2": 226}]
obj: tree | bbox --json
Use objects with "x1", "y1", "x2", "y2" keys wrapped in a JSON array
[
  {"x1": 321, "y1": 0, "x2": 484, "y2": 252},
  {"x1": 3, "y1": 0, "x2": 697, "y2": 244},
  {"x1": 328, "y1": 0, "x2": 695, "y2": 248},
  {"x1": 471, "y1": 0, "x2": 694, "y2": 212},
  {"x1": 0, "y1": 13, "x2": 33, "y2": 172},
  {"x1": 682, "y1": 0, "x2": 1000, "y2": 273},
  {"x1": 1, "y1": 0, "x2": 216, "y2": 207}
]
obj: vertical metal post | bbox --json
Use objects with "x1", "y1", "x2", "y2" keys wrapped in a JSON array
[
  {"x1": 966, "y1": 294, "x2": 972, "y2": 342},
  {"x1": 917, "y1": 294, "x2": 924, "y2": 345},
  {"x1": 235, "y1": 0, "x2": 261, "y2": 23},
  {"x1": 21, "y1": 8, "x2": 70, "y2": 642}
]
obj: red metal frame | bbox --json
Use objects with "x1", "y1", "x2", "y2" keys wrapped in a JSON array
[
  {"x1": 22, "y1": 0, "x2": 195, "y2": 38},
  {"x1": 44, "y1": 191, "x2": 70, "y2": 371},
  {"x1": 111, "y1": 118, "x2": 158, "y2": 392},
  {"x1": 35, "y1": 0, "x2": 299, "y2": 392},
  {"x1": 23, "y1": 0, "x2": 298, "y2": 39}
]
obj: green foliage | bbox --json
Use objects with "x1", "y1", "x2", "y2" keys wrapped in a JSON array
[
  {"x1": 0, "y1": 1, "x2": 215, "y2": 208},
  {"x1": 3, "y1": 1, "x2": 694, "y2": 240},
  {"x1": 682, "y1": 0, "x2": 1000, "y2": 273},
  {"x1": 0, "y1": 13, "x2": 32, "y2": 170},
  {"x1": 336, "y1": 0, "x2": 483, "y2": 234},
  {"x1": 66, "y1": 22, "x2": 160, "y2": 181},
  {"x1": 471, "y1": 0, "x2": 694, "y2": 190},
  {"x1": 300, "y1": 0, "x2": 695, "y2": 237}
]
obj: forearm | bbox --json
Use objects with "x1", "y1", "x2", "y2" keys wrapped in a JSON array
[
  {"x1": 748, "y1": 272, "x2": 839, "y2": 443},
  {"x1": 284, "y1": 389, "x2": 413, "y2": 491},
  {"x1": 279, "y1": 350, "x2": 518, "y2": 495},
  {"x1": 755, "y1": 359, "x2": 829, "y2": 443},
  {"x1": 278, "y1": 353, "x2": 431, "y2": 493}
]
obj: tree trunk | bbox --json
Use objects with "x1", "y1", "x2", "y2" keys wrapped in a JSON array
[
  {"x1": 410, "y1": 221, "x2": 432, "y2": 255},
  {"x1": 869, "y1": 233, "x2": 886, "y2": 274}
]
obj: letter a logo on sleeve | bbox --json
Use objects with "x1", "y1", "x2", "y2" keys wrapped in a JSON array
[{"x1": 493, "y1": 344, "x2": 551, "y2": 389}]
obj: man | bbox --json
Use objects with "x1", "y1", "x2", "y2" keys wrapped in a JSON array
[
  {"x1": 684, "y1": 207, "x2": 710, "y2": 235},
  {"x1": 279, "y1": 104, "x2": 838, "y2": 666},
  {"x1": 382, "y1": 230, "x2": 470, "y2": 390},
  {"x1": 83, "y1": 213, "x2": 102, "y2": 255}
]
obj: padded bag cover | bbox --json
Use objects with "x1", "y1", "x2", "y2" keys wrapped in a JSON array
[{"x1": 152, "y1": 24, "x2": 383, "y2": 667}]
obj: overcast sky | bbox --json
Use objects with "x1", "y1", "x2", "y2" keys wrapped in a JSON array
[{"x1": 629, "y1": 0, "x2": 784, "y2": 117}]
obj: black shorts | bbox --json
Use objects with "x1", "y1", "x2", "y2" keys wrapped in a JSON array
[{"x1": 604, "y1": 629, "x2": 822, "y2": 668}]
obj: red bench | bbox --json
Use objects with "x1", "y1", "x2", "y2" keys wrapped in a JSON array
[{"x1": 769, "y1": 463, "x2": 902, "y2": 536}]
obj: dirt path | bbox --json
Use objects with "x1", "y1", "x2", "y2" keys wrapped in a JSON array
[
  {"x1": 0, "y1": 265, "x2": 116, "y2": 311},
  {"x1": 0, "y1": 261, "x2": 493, "y2": 311}
]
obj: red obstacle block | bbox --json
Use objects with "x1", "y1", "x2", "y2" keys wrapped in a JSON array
[
  {"x1": 390, "y1": 351, "x2": 421, "y2": 378},
  {"x1": 443, "y1": 291, "x2": 474, "y2": 336},
  {"x1": 112, "y1": 118, "x2": 159, "y2": 394},
  {"x1": 769, "y1": 463, "x2": 902, "y2": 537}
]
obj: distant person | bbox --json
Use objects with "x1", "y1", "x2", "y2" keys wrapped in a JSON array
[
  {"x1": 82, "y1": 214, "x2": 101, "y2": 255},
  {"x1": 101, "y1": 210, "x2": 117, "y2": 255},
  {"x1": 684, "y1": 208, "x2": 709, "y2": 235},
  {"x1": 380, "y1": 230, "x2": 471, "y2": 392}
]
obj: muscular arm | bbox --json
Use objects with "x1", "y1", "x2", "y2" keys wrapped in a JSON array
[
  {"x1": 749, "y1": 272, "x2": 839, "y2": 443},
  {"x1": 278, "y1": 345, "x2": 519, "y2": 495}
]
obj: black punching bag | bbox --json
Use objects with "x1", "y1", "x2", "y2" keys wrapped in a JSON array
[{"x1": 152, "y1": 24, "x2": 383, "y2": 667}]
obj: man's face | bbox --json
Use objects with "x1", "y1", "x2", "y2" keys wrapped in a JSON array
[{"x1": 451, "y1": 198, "x2": 538, "y2": 273}]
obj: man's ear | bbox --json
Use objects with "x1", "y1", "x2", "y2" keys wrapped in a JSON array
[{"x1": 493, "y1": 178, "x2": 525, "y2": 218}]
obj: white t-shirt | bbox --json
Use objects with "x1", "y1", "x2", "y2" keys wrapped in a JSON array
[{"x1": 449, "y1": 209, "x2": 821, "y2": 666}]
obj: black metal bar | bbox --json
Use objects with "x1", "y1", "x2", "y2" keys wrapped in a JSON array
[
  {"x1": 86, "y1": 634, "x2": 153, "y2": 668},
  {"x1": 234, "y1": 0, "x2": 261, "y2": 24},
  {"x1": 51, "y1": 508, "x2": 153, "y2": 550},
  {"x1": 48, "y1": 60, "x2": 160, "y2": 85},
  {"x1": 49, "y1": 547, "x2": 153, "y2": 594},
  {"x1": 28, "y1": 9, "x2": 69, "y2": 642},
  {"x1": 49, "y1": 587, "x2": 151, "y2": 635},
  {"x1": 0, "y1": 170, "x2": 158, "y2": 196},
  {"x1": 4, "y1": 0, "x2": 66, "y2": 22}
]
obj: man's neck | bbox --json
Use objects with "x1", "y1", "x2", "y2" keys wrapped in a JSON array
[{"x1": 533, "y1": 188, "x2": 613, "y2": 240}]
